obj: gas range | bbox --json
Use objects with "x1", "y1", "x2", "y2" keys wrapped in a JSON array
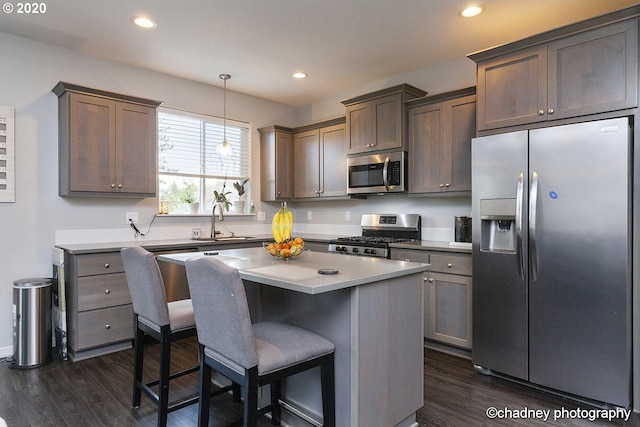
[{"x1": 328, "y1": 213, "x2": 421, "y2": 258}]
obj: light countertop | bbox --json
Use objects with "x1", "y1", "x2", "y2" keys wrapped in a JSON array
[{"x1": 157, "y1": 247, "x2": 431, "y2": 295}]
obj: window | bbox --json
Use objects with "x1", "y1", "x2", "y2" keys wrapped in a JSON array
[{"x1": 158, "y1": 108, "x2": 251, "y2": 214}]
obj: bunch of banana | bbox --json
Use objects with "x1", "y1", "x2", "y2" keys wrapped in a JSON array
[{"x1": 272, "y1": 202, "x2": 293, "y2": 242}]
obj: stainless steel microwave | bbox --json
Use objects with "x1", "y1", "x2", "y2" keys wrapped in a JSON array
[{"x1": 347, "y1": 151, "x2": 407, "y2": 195}]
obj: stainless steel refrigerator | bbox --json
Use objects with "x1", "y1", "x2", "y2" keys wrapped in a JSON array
[{"x1": 471, "y1": 117, "x2": 631, "y2": 407}]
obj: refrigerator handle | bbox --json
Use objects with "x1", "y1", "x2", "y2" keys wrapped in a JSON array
[
  {"x1": 515, "y1": 172, "x2": 525, "y2": 279},
  {"x1": 529, "y1": 171, "x2": 539, "y2": 281}
]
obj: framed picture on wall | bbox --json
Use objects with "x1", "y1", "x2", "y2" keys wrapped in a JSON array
[{"x1": 0, "y1": 105, "x2": 15, "y2": 203}]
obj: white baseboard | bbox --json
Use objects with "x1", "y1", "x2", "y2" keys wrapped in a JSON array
[{"x1": 0, "y1": 345, "x2": 12, "y2": 359}]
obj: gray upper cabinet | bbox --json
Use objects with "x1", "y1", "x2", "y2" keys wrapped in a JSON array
[
  {"x1": 259, "y1": 125, "x2": 294, "y2": 201},
  {"x1": 53, "y1": 82, "x2": 161, "y2": 197},
  {"x1": 471, "y1": 16, "x2": 638, "y2": 132},
  {"x1": 341, "y1": 84, "x2": 427, "y2": 154},
  {"x1": 294, "y1": 118, "x2": 347, "y2": 199},
  {"x1": 407, "y1": 88, "x2": 476, "y2": 195}
]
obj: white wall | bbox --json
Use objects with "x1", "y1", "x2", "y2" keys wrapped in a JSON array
[
  {"x1": 0, "y1": 30, "x2": 476, "y2": 355},
  {"x1": 0, "y1": 32, "x2": 295, "y2": 355}
]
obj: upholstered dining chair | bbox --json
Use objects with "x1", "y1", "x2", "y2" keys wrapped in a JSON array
[
  {"x1": 121, "y1": 246, "x2": 233, "y2": 427},
  {"x1": 185, "y1": 256, "x2": 336, "y2": 427}
]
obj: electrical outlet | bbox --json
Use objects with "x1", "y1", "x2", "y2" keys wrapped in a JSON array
[
  {"x1": 258, "y1": 211, "x2": 266, "y2": 221},
  {"x1": 307, "y1": 211, "x2": 312, "y2": 220},
  {"x1": 126, "y1": 212, "x2": 139, "y2": 224},
  {"x1": 345, "y1": 211, "x2": 351, "y2": 221}
]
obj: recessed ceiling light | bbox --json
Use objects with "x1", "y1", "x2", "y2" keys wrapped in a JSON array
[
  {"x1": 131, "y1": 16, "x2": 157, "y2": 29},
  {"x1": 292, "y1": 72, "x2": 308, "y2": 79},
  {"x1": 459, "y1": 5, "x2": 484, "y2": 18}
]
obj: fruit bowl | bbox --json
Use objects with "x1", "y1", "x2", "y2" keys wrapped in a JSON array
[{"x1": 264, "y1": 238, "x2": 305, "y2": 260}]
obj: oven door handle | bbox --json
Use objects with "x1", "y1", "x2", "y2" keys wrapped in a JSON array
[{"x1": 382, "y1": 156, "x2": 390, "y2": 191}]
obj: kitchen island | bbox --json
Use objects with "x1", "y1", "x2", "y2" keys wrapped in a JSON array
[{"x1": 157, "y1": 247, "x2": 430, "y2": 427}]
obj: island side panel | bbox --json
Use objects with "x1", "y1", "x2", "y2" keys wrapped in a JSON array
[
  {"x1": 258, "y1": 285, "x2": 353, "y2": 426},
  {"x1": 352, "y1": 272, "x2": 424, "y2": 427}
]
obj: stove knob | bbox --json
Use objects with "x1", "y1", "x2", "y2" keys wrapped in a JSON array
[
  {"x1": 370, "y1": 249, "x2": 377, "y2": 255},
  {"x1": 364, "y1": 248, "x2": 370, "y2": 254},
  {"x1": 352, "y1": 248, "x2": 359, "y2": 253}
]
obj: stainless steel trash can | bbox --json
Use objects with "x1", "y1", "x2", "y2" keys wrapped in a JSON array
[{"x1": 12, "y1": 278, "x2": 52, "y2": 368}]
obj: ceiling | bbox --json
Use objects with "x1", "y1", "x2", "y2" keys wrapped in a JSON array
[{"x1": 1, "y1": 0, "x2": 638, "y2": 106}]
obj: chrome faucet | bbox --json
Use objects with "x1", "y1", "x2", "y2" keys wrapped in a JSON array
[{"x1": 210, "y1": 203, "x2": 224, "y2": 239}]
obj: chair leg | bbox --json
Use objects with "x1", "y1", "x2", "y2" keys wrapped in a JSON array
[
  {"x1": 269, "y1": 380, "x2": 282, "y2": 425},
  {"x1": 320, "y1": 354, "x2": 336, "y2": 427},
  {"x1": 232, "y1": 382, "x2": 241, "y2": 404},
  {"x1": 198, "y1": 345, "x2": 213, "y2": 427},
  {"x1": 132, "y1": 321, "x2": 144, "y2": 408},
  {"x1": 157, "y1": 326, "x2": 171, "y2": 427},
  {"x1": 243, "y1": 367, "x2": 259, "y2": 427}
]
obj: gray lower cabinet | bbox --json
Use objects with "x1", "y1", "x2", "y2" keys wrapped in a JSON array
[
  {"x1": 65, "y1": 251, "x2": 134, "y2": 361},
  {"x1": 391, "y1": 248, "x2": 472, "y2": 350}
]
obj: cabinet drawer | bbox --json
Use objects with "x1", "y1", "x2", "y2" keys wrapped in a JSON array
[
  {"x1": 429, "y1": 252, "x2": 471, "y2": 276},
  {"x1": 77, "y1": 272, "x2": 131, "y2": 311},
  {"x1": 76, "y1": 252, "x2": 125, "y2": 276},
  {"x1": 76, "y1": 305, "x2": 133, "y2": 350},
  {"x1": 390, "y1": 248, "x2": 429, "y2": 263}
]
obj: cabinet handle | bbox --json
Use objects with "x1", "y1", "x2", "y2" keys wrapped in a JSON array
[
  {"x1": 105, "y1": 289, "x2": 110, "y2": 294},
  {"x1": 548, "y1": 108, "x2": 554, "y2": 114},
  {"x1": 104, "y1": 263, "x2": 110, "y2": 269},
  {"x1": 447, "y1": 263, "x2": 453, "y2": 268},
  {"x1": 538, "y1": 109, "x2": 545, "y2": 115},
  {"x1": 105, "y1": 324, "x2": 111, "y2": 329}
]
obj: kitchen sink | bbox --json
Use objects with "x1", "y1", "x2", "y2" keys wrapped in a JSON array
[{"x1": 192, "y1": 236, "x2": 254, "y2": 241}]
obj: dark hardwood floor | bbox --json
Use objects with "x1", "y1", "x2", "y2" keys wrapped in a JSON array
[{"x1": 1, "y1": 338, "x2": 639, "y2": 426}]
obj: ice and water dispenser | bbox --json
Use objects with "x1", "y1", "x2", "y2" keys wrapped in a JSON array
[{"x1": 480, "y1": 198, "x2": 517, "y2": 252}]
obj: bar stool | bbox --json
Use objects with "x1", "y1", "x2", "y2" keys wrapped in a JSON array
[
  {"x1": 185, "y1": 256, "x2": 336, "y2": 427},
  {"x1": 121, "y1": 246, "x2": 233, "y2": 427}
]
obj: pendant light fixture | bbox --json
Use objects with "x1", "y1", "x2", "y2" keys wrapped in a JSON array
[{"x1": 217, "y1": 73, "x2": 233, "y2": 157}]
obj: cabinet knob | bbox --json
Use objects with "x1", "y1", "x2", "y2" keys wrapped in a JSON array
[
  {"x1": 111, "y1": 183, "x2": 116, "y2": 188},
  {"x1": 104, "y1": 263, "x2": 110, "y2": 268},
  {"x1": 105, "y1": 324, "x2": 111, "y2": 329},
  {"x1": 428, "y1": 277, "x2": 434, "y2": 283},
  {"x1": 404, "y1": 258, "x2": 411, "y2": 262},
  {"x1": 105, "y1": 289, "x2": 110, "y2": 294},
  {"x1": 447, "y1": 263, "x2": 453, "y2": 268},
  {"x1": 445, "y1": 183, "x2": 450, "y2": 187},
  {"x1": 117, "y1": 184, "x2": 123, "y2": 189},
  {"x1": 439, "y1": 184, "x2": 444, "y2": 188},
  {"x1": 538, "y1": 109, "x2": 545, "y2": 115},
  {"x1": 548, "y1": 108, "x2": 554, "y2": 114}
]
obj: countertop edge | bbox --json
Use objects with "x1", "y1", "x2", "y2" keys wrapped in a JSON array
[{"x1": 56, "y1": 236, "x2": 472, "y2": 255}]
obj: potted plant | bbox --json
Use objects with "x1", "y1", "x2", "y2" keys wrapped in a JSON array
[
  {"x1": 214, "y1": 179, "x2": 232, "y2": 212},
  {"x1": 232, "y1": 178, "x2": 249, "y2": 213},
  {"x1": 178, "y1": 183, "x2": 199, "y2": 214}
]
